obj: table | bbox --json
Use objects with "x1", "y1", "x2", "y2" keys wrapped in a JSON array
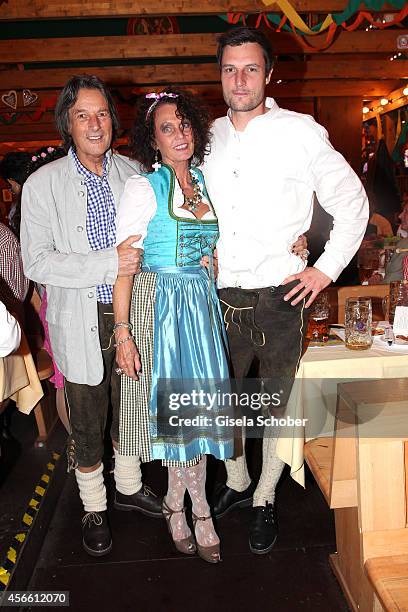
[
  {"x1": 0, "y1": 332, "x2": 43, "y2": 414},
  {"x1": 277, "y1": 334, "x2": 408, "y2": 487}
]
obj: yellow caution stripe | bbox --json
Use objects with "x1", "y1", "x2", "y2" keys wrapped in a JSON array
[{"x1": 0, "y1": 452, "x2": 60, "y2": 591}]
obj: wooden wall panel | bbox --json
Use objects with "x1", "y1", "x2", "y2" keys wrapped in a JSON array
[
  {"x1": 317, "y1": 97, "x2": 363, "y2": 172},
  {"x1": 0, "y1": 0, "x2": 377, "y2": 19},
  {"x1": 0, "y1": 31, "x2": 405, "y2": 64},
  {"x1": 1, "y1": 59, "x2": 406, "y2": 90}
]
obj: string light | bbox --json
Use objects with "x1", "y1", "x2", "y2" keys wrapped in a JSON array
[{"x1": 363, "y1": 84, "x2": 408, "y2": 119}]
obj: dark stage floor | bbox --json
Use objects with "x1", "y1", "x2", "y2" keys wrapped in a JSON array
[{"x1": 0, "y1": 412, "x2": 350, "y2": 612}]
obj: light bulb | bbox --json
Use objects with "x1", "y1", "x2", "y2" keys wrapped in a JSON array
[
  {"x1": 403, "y1": 87, "x2": 408, "y2": 96},
  {"x1": 380, "y1": 98, "x2": 389, "y2": 106},
  {"x1": 363, "y1": 106, "x2": 370, "y2": 114}
]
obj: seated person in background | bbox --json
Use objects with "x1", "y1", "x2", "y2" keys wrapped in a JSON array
[
  {"x1": 0, "y1": 151, "x2": 31, "y2": 237},
  {"x1": 0, "y1": 300, "x2": 21, "y2": 357},
  {"x1": 368, "y1": 191, "x2": 393, "y2": 237},
  {"x1": 0, "y1": 221, "x2": 30, "y2": 322},
  {"x1": 383, "y1": 200, "x2": 408, "y2": 282},
  {"x1": 397, "y1": 193, "x2": 408, "y2": 238},
  {"x1": 368, "y1": 201, "x2": 408, "y2": 284}
]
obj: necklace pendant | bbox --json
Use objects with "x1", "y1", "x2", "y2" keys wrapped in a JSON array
[{"x1": 184, "y1": 171, "x2": 203, "y2": 213}]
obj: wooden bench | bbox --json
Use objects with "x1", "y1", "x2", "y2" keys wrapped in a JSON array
[
  {"x1": 304, "y1": 378, "x2": 408, "y2": 612},
  {"x1": 366, "y1": 555, "x2": 408, "y2": 612}
]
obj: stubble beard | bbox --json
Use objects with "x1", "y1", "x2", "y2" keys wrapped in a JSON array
[{"x1": 224, "y1": 91, "x2": 264, "y2": 114}]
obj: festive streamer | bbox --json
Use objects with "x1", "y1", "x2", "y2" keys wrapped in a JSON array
[{"x1": 224, "y1": 0, "x2": 407, "y2": 39}]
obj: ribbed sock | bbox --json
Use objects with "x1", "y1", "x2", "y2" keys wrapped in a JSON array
[
  {"x1": 113, "y1": 449, "x2": 142, "y2": 496},
  {"x1": 75, "y1": 464, "x2": 107, "y2": 512},
  {"x1": 253, "y1": 432, "x2": 284, "y2": 507},
  {"x1": 225, "y1": 433, "x2": 251, "y2": 493}
]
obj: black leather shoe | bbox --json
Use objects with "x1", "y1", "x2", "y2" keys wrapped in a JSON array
[
  {"x1": 213, "y1": 482, "x2": 256, "y2": 518},
  {"x1": 82, "y1": 511, "x2": 112, "y2": 557},
  {"x1": 248, "y1": 503, "x2": 277, "y2": 555},
  {"x1": 114, "y1": 486, "x2": 163, "y2": 518}
]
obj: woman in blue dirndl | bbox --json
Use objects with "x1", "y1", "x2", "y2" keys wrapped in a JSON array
[{"x1": 113, "y1": 90, "x2": 232, "y2": 563}]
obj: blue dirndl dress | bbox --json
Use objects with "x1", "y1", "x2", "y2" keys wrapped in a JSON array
[{"x1": 119, "y1": 165, "x2": 233, "y2": 465}]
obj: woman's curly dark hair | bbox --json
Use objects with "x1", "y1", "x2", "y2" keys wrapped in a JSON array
[{"x1": 129, "y1": 88, "x2": 211, "y2": 172}]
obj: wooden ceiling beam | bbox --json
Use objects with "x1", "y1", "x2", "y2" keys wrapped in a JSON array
[
  {"x1": 0, "y1": 30, "x2": 405, "y2": 64},
  {"x1": 1, "y1": 59, "x2": 407, "y2": 89},
  {"x1": 0, "y1": 80, "x2": 398, "y2": 115},
  {"x1": 0, "y1": 0, "x2": 396, "y2": 19},
  {"x1": 172, "y1": 80, "x2": 400, "y2": 98}
]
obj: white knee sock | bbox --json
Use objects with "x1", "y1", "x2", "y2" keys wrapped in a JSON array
[
  {"x1": 225, "y1": 454, "x2": 251, "y2": 492},
  {"x1": 113, "y1": 449, "x2": 142, "y2": 496},
  {"x1": 75, "y1": 464, "x2": 106, "y2": 512},
  {"x1": 253, "y1": 432, "x2": 285, "y2": 507},
  {"x1": 225, "y1": 431, "x2": 251, "y2": 492}
]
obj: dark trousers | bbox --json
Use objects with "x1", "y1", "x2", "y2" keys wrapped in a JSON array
[
  {"x1": 65, "y1": 302, "x2": 120, "y2": 468},
  {"x1": 219, "y1": 282, "x2": 308, "y2": 409}
]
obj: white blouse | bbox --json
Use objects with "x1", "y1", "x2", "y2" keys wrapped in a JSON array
[
  {"x1": 116, "y1": 172, "x2": 216, "y2": 249},
  {"x1": 0, "y1": 301, "x2": 21, "y2": 357}
]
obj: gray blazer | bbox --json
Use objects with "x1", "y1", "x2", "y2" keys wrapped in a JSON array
[
  {"x1": 20, "y1": 150, "x2": 140, "y2": 385},
  {"x1": 384, "y1": 237, "x2": 408, "y2": 283}
]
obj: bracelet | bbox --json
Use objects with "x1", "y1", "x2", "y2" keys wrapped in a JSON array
[
  {"x1": 113, "y1": 321, "x2": 133, "y2": 332},
  {"x1": 114, "y1": 335, "x2": 135, "y2": 348}
]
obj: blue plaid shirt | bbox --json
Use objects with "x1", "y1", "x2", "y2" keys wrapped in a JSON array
[{"x1": 71, "y1": 148, "x2": 116, "y2": 304}]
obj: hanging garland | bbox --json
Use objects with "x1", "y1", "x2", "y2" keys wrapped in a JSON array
[{"x1": 222, "y1": 0, "x2": 407, "y2": 50}]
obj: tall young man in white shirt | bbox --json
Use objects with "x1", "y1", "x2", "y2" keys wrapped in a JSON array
[{"x1": 203, "y1": 27, "x2": 369, "y2": 554}]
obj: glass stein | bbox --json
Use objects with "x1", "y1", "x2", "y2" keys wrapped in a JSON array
[
  {"x1": 345, "y1": 297, "x2": 373, "y2": 350},
  {"x1": 383, "y1": 281, "x2": 408, "y2": 325},
  {"x1": 305, "y1": 290, "x2": 330, "y2": 342}
]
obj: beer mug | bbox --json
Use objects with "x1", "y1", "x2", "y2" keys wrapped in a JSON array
[
  {"x1": 305, "y1": 290, "x2": 330, "y2": 342},
  {"x1": 345, "y1": 297, "x2": 372, "y2": 350},
  {"x1": 383, "y1": 281, "x2": 408, "y2": 325}
]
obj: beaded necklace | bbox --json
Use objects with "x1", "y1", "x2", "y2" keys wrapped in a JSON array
[{"x1": 183, "y1": 172, "x2": 203, "y2": 213}]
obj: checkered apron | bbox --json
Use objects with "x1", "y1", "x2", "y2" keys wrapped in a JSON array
[{"x1": 119, "y1": 271, "x2": 199, "y2": 467}]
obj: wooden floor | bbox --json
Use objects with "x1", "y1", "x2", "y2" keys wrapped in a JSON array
[{"x1": 1, "y1": 411, "x2": 350, "y2": 612}]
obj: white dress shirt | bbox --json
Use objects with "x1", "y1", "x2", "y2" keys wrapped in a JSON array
[
  {"x1": 116, "y1": 171, "x2": 216, "y2": 247},
  {"x1": 202, "y1": 98, "x2": 369, "y2": 289},
  {"x1": 0, "y1": 301, "x2": 21, "y2": 357}
]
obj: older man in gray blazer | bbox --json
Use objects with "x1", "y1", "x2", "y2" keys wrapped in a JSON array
[{"x1": 21, "y1": 75, "x2": 162, "y2": 557}]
